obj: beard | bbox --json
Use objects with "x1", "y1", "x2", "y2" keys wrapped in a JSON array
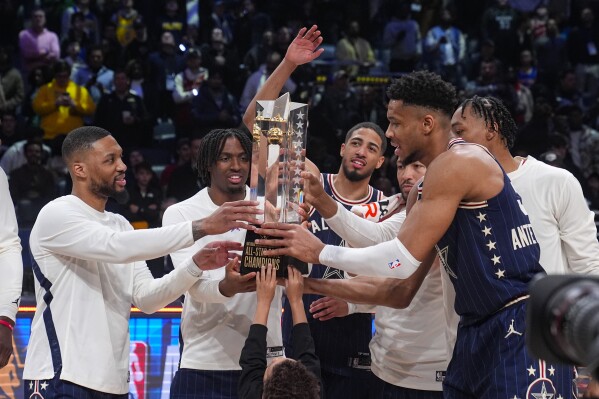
[
  {"x1": 342, "y1": 163, "x2": 371, "y2": 182},
  {"x1": 91, "y1": 178, "x2": 130, "y2": 204}
]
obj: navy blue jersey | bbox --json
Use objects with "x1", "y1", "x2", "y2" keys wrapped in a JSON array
[
  {"x1": 420, "y1": 139, "x2": 545, "y2": 325},
  {"x1": 282, "y1": 173, "x2": 384, "y2": 375}
]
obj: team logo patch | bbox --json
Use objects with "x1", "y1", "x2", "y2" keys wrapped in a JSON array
[
  {"x1": 388, "y1": 259, "x2": 401, "y2": 270},
  {"x1": 526, "y1": 378, "x2": 557, "y2": 399},
  {"x1": 436, "y1": 371, "x2": 446, "y2": 382}
]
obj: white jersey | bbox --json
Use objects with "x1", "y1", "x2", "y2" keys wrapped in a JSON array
[
  {"x1": 24, "y1": 195, "x2": 203, "y2": 394},
  {"x1": 508, "y1": 156, "x2": 599, "y2": 275},
  {"x1": 326, "y1": 205, "x2": 458, "y2": 390},
  {"x1": 0, "y1": 167, "x2": 22, "y2": 321},
  {"x1": 162, "y1": 188, "x2": 284, "y2": 371}
]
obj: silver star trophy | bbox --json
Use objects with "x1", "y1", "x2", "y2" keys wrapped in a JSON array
[{"x1": 241, "y1": 93, "x2": 309, "y2": 277}]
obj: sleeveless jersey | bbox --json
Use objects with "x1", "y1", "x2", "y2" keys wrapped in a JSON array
[
  {"x1": 282, "y1": 173, "x2": 384, "y2": 375},
  {"x1": 420, "y1": 139, "x2": 545, "y2": 325}
]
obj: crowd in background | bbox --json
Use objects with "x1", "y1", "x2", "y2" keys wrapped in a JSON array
[{"x1": 3, "y1": 0, "x2": 599, "y2": 280}]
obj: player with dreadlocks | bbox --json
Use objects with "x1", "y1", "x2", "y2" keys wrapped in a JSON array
[
  {"x1": 163, "y1": 128, "x2": 286, "y2": 399},
  {"x1": 254, "y1": 71, "x2": 577, "y2": 398},
  {"x1": 452, "y1": 95, "x2": 599, "y2": 395}
]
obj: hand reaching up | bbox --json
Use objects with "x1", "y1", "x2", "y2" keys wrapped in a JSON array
[{"x1": 285, "y1": 25, "x2": 325, "y2": 67}]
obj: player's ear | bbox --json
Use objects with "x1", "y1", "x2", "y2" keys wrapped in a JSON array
[
  {"x1": 375, "y1": 155, "x2": 385, "y2": 169},
  {"x1": 340, "y1": 142, "x2": 346, "y2": 158},
  {"x1": 72, "y1": 161, "x2": 87, "y2": 179},
  {"x1": 486, "y1": 122, "x2": 500, "y2": 142},
  {"x1": 422, "y1": 114, "x2": 434, "y2": 135}
]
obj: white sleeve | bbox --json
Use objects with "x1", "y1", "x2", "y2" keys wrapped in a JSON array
[
  {"x1": 132, "y1": 258, "x2": 202, "y2": 314},
  {"x1": 172, "y1": 73, "x2": 193, "y2": 104},
  {"x1": 556, "y1": 174, "x2": 599, "y2": 275},
  {"x1": 325, "y1": 202, "x2": 405, "y2": 248},
  {"x1": 347, "y1": 302, "x2": 376, "y2": 314},
  {"x1": 36, "y1": 203, "x2": 195, "y2": 264},
  {"x1": 319, "y1": 238, "x2": 421, "y2": 279},
  {"x1": 163, "y1": 206, "x2": 230, "y2": 304},
  {"x1": 0, "y1": 168, "x2": 22, "y2": 321}
]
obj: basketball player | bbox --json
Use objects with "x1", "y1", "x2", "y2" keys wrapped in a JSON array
[
  {"x1": 255, "y1": 71, "x2": 576, "y2": 398},
  {"x1": 243, "y1": 25, "x2": 386, "y2": 397},
  {"x1": 301, "y1": 157, "x2": 457, "y2": 398},
  {"x1": 451, "y1": 95, "x2": 599, "y2": 276},
  {"x1": 23, "y1": 126, "x2": 260, "y2": 397},
  {"x1": 163, "y1": 129, "x2": 286, "y2": 399},
  {"x1": 0, "y1": 158, "x2": 22, "y2": 369},
  {"x1": 452, "y1": 95, "x2": 599, "y2": 398}
]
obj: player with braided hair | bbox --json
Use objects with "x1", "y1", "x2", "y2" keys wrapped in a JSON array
[
  {"x1": 195, "y1": 128, "x2": 253, "y2": 188},
  {"x1": 163, "y1": 128, "x2": 286, "y2": 399},
  {"x1": 255, "y1": 71, "x2": 577, "y2": 398}
]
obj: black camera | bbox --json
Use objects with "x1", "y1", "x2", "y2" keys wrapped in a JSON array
[{"x1": 527, "y1": 275, "x2": 599, "y2": 379}]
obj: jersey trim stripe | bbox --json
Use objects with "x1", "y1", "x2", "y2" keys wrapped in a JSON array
[
  {"x1": 31, "y1": 257, "x2": 63, "y2": 376},
  {"x1": 458, "y1": 201, "x2": 489, "y2": 209},
  {"x1": 327, "y1": 174, "x2": 374, "y2": 205}
]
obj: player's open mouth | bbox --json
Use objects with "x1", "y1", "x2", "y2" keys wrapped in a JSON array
[
  {"x1": 351, "y1": 158, "x2": 366, "y2": 169},
  {"x1": 228, "y1": 174, "x2": 243, "y2": 184},
  {"x1": 115, "y1": 175, "x2": 126, "y2": 187}
]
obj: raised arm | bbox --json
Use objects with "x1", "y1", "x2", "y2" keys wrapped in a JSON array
[{"x1": 242, "y1": 25, "x2": 324, "y2": 131}]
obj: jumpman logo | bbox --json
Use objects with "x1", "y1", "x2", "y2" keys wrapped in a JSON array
[{"x1": 504, "y1": 319, "x2": 523, "y2": 338}]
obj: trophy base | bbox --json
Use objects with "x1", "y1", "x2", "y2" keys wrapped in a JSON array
[{"x1": 240, "y1": 228, "x2": 309, "y2": 278}]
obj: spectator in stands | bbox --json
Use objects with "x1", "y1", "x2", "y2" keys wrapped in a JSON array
[
  {"x1": 0, "y1": 112, "x2": 27, "y2": 151},
  {"x1": 516, "y1": 49, "x2": 537, "y2": 88},
  {"x1": 200, "y1": 27, "x2": 241, "y2": 95},
  {"x1": 481, "y1": 0, "x2": 520, "y2": 66},
  {"x1": 100, "y1": 21, "x2": 120, "y2": 70},
  {"x1": 514, "y1": 96, "x2": 554, "y2": 157},
  {"x1": 530, "y1": 5, "x2": 549, "y2": 41},
  {"x1": 335, "y1": 21, "x2": 375, "y2": 77},
  {"x1": 173, "y1": 49, "x2": 209, "y2": 135},
  {"x1": 568, "y1": 7, "x2": 599, "y2": 100},
  {"x1": 540, "y1": 134, "x2": 587, "y2": 188},
  {"x1": 314, "y1": 70, "x2": 360, "y2": 145},
  {"x1": 72, "y1": 45, "x2": 114, "y2": 105},
  {"x1": 465, "y1": 59, "x2": 517, "y2": 113},
  {"x1": 356, "y1": 85, "x2": 387, "y2": 132},
  {"x1": 383, "y1": 2, "x2": 421, "y2": 73},
  {"x1": 60, "y1": 0, "x2": 100, "y2": 44},
  {"x1": 147, "y1": 31, "x2": 184, "y2": 119},
  {"x1": 424, "y1": 8, "x2": 466, "y2": 89},
  {"x1": 166, "y1": 135, "x2": 202, "y2": 202},
  {"x1": 122, "y1": 161, "x2": 163, "y2": 229},
  {"x1": 95, "y1": 69, "x2": 150, "y2": 150},
  {"x1": 555, "y1": 69, "x2": 585, "y2": 111},
  {"x1": 243, "y1": 30, "x2": 274, "y2": 74},
  {"x1": 121, "y1": 20, "x2": 151, "y2": 65},
  {"x1": 0, "y1": 132, "x2": 51, "y2": 176},
  {"x1": 160, "y1": 137, "x2": 191, "y2": 189},
  {"x1": 9, "y1": 139, "x2": 56, "y2": 225},
  {"x1": 112, "y1": 0, "x2": 140, "y2": 48},
  {"x1": 62, "y1": 39, "x2": 85, "y2": 68},
  {"x1": 210, "y1": 0, "x2": 234, "y2": 45},
  {"x1": 156, "y1": 0, "x2": 187, "y2": 44},
  {"x1": 234, "y1": 0, "x2": 273, "y2": 58},
  {"x1": 192, "y1": 67, "x2": 241, "y2": 135},
  {"x1": 0, "y1": 48, "x2": 24, "y2": 115},
  {"x1": 561, "y1": 104, "x2": 599, "y2": 178},
  {"x1": 19, "y1": 8, "x2": 60, "y2": 73},
  {"x1": 62, "y1": 12, "x2": 93, "y2": 55},
  {"x1": 240, "y1": 51, "x2": 295, "y2": 112},
  {"x1": 32, "y1": 60, "x2": 95, "y2": 141},
  {"x1": 465, "y1": 39, "x2": 501, "y2": 81},
  {"x1": 534, "y1": 19, "x2": 567, "y2": 92}
]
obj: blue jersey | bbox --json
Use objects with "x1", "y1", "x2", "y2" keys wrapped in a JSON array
[
  {"x1": 422, "y1": 139, "x2": 545, "y2": 325},
  {"x1": 282, "y1": 173, "x2": 384, "y2": 375}
]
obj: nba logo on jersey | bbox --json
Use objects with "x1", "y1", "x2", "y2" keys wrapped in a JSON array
[
  {"x1": 388, "y1": 258, "x2": 401, "y2": 270},
  {"x1": 129, "y1": 341, "x2": 147, "y2": 399}
]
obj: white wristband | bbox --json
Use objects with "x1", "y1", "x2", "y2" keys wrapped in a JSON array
[{"x1": 318, "y1": 238, "x2": 421, "y2": 279}]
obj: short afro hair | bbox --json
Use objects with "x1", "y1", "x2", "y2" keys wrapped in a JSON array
[
  {"x1": 262, "y1": 360, "x2": 320, "y2": 399},
  {"x1": 345, "y1": 122, "x2": 387, "y2": 154},
  {"x1": 386, "y1": 70, "x2": 457, "y2": 118},
  {"x1": 62, "y1": 126, "x2": 111, "y2": 162},
  {"x1": 458, "y1": 96, "x2": 518, "y2": 149}
]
